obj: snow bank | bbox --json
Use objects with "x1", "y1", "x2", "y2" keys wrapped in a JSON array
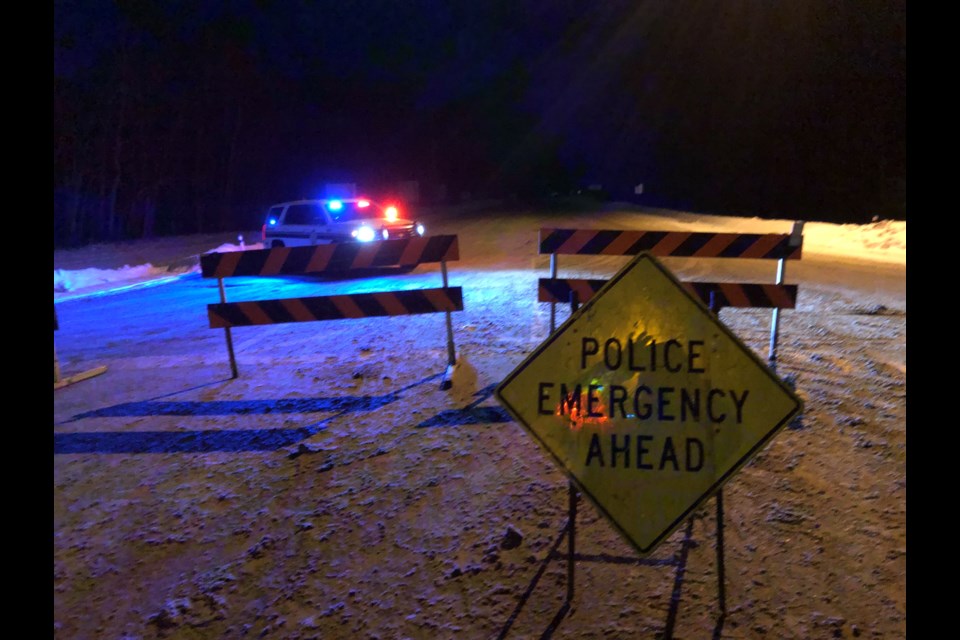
[{"x1": 54, "y1": 241, "x2": 264, "y2": 299}]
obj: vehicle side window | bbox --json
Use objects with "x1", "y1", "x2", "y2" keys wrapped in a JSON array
[{"x1": 284, "y1": 204, "x2": 326, "y2": 225}]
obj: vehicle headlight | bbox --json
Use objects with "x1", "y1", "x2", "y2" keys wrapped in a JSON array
[
  {"x1": 416, "y1": 223, "x2": 425, "y2": 236},
  {"x1": 355, "y1": 226, "x2": 376, "y2": 242}
]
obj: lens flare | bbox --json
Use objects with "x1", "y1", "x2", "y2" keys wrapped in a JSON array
[{"x1": 355, "y1": 226, "x2": 375, "y2": 242}]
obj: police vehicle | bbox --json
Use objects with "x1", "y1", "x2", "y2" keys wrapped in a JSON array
[{"x1": 261, "y1": 198, "x2": 425, "y2": 248}]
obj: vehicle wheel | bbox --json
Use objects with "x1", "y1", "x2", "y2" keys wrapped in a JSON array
[{"x1": 271, "y1": 240, "x2": 285, "y2": 248}]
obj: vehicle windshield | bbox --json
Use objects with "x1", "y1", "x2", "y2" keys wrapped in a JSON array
[{"x1": 326, "y1": 200, "x2": 382, "y2": 223}]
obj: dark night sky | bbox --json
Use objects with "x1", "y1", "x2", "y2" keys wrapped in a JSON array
[{"x1": 54, "y1": 1, "x2": 906, "y2": 242}]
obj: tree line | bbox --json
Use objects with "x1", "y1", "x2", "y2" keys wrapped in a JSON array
[
  {"x1": 53, "y1": 3, "x2": 580, "y2": 248},
  {"x1": 54, "y1": 2, "x2": 904, "y2": 248}
]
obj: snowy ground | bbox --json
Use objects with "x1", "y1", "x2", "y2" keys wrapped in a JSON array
[
  {"x1": 53, "y1": 203, "x2": 906, "y2": 639},
  {"x1": 54, "y1": 203, "x2": 904, "y2": 303}
]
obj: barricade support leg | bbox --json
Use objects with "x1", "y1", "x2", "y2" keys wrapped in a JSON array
[
  {"x1": 440, "y1": 260, "x2": 457, "y2": 390},
  {"x1": 709, "y1": 291, "x2": 728, "y2": 617},
  {"x1": 218, "y1": 277, "x2": 239, "y2": 379}
]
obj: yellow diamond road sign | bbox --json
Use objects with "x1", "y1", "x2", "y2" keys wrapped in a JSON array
[{"x1": 496, "y1": 252, "x2": 802, "y2": 556}]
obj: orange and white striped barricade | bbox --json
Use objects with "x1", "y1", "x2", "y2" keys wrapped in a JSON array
[
  {"x1": 200, "y1": 235, "x2": 462, "y2": 389},
  {"x1": 538, "y1": 223, "x2": 804, "y2": 366}
]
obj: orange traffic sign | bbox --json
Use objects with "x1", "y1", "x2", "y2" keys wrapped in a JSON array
[{"x1": 496, "y1": 252, "x2": 802, "y2": 556}]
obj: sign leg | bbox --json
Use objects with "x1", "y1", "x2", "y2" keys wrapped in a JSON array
[
  {"x1": 549, "y1": 253, "x2": 558, "y2": 333},
  {"x1": 708, "y1": 290, "x2": 728, "y2": 616},
  {"x1": 716, "y1": 489, "x2": 727, "y2": 615},
  {"x1": 564, "y1": 288, "x2": 580, "y2": 607},
  {"x1": 567, "y1": 480, "x2": 576, "y2": 605}
]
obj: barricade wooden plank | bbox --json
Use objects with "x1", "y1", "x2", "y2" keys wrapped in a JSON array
[
  {"x1": 208, "y1": 287, "x2": 464, "y2": 328},
  {"x1": 538, "y1": 278, "x2": 797, "y2": 309},
  {"x1": 201, "y1": 235, "x2": 459, "y2": 278},
  {"x1": 54, "y1": 304, "x2": 108, "y2": 388},
  {"x1": 538, "y1": 228, "x2": 802, "y2": 260},
  {"x1": 54, "y1": 365, "x2": 108, "y2": 389},
  {"x1": 682, "y1": 282, "x2": 799, "y2": 309},
  {"x1": 537, "y1": 278, "x2": 608, "y2": 305}
]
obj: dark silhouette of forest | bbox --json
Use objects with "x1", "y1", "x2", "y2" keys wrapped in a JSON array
[{"x1": 54, "y1": 1, "x2": 905, "y2": 248}]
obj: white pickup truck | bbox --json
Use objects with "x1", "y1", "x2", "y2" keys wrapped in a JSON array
[{"x1": 261, "y1": 198, "x2": 425, "y2": 248}]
